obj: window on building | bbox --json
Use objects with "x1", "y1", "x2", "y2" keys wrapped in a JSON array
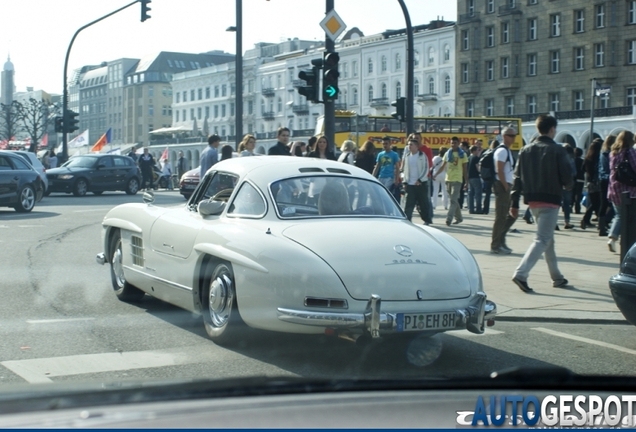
[
  {"x1": 462, "y1": 30, "x2": 470, "y2": 50},
  {"x1": 487, "y1": 0, "x2": 495, "y2": 13},
  {"x1": 368, "y1": 58, "x2": 373, "y2": 74},
  {"x1": 428, "y1": 47, "x2": 435, "y2": 65},
  {"x1": 599, "y1": 93, "x2": 610, "y2": 108},
  {"x1": 465, "y1": 100, "x2": 474, "y2": 117},
  {"x1": 528, "y1": 54, "x2": 537, "y2": 76},
  {"x1": 368, "y1": 85, "x2": 374, "y2": 103},
  {"x1": 352, "y1": 60, "x2": 358, "y2": 77},
  {"x1": 414, "y1": 50, "x2": 420, "y2": 67},
  {"x1": 395, "y1": 53, "x2": 402, "y2": 70},
  {"x1": 196, "y1": 107, "x2": 201, "y2": 119},
  {"x1": 628, "y1": 40, "x2": 636, "y2": 64},
  {"x1": 247, "y1": 100, "x2": 253, "y2": 115},
  {"x1": 396, "y1": 81, "x2": 402, "y2": 98},
  {"x1": 214, "y1": 105, "x2": 219, "y2": 118},
  {"x1": 182, "y1": 109, "x2": 186, "y2": 120},
  {"x1": 468, "y1": 0, "x2": 475, "y2": 15},
  {"x1": 506, "y1": 97, "x2": 515, "y2": 115},
  {"x1": 214, "y1": 86, "x2": 219, "y2": 98},
  {"x1": 222, "y1": 85, "x2": 227, "y2": 97},
  {"x1": 551, "y1": 14, "x2": 561, "y2": 37},
  {"x1": 414, "y1": 79, "x2": 420, "y2": 96},
  {"x1": 549, "y1": 93, "x2": 560, "y2": 111},
  {"x1": 527, "y1": 95, "x2": 537, "y2": 114},
  {"x1": 183, "y1": 91, "x2": 187, "y2": 102},
  {"x1": 514, "y1": 19, "x2": 521, "y2": 42},
  {"x1": 486, "y1": 99, "x2": 494, "y2": 116},
  {"x1": 444, "y1": 75, "x2": 451, "y2": 94},
  {"x1": 627, "y1": 87, "x2": 636, "y2": 106},
  {"x1": 550, "y1": 51, "x2": 560, "y2": 73},
  {"x1": 176, "y1": 92, "x2": 180, "y2": 103},
  {"x1": 596, "y1": 4, "x2": 605, "y2": 28},
  {"x1": 205, "y1": 87, "x2": 210, "y2": 99},
  {"x1": 352, "y1": 87, "x2": 358, "y2": 105},
  {"x1": 575, "y1": 47, "x2": 585, "y2": 70},
  {"x1": 428, "y1": 77, "x2": 435, "y2": 94},
  {"x1": 222, "y1": 104, "x2": 227, "y2": 117},
  {"x1": 190, "y1": 89, "x2": 195, "y2": 101},
  {"x1": 342, "y1": 62, "x2": 349, "y2": 78},
  {"x1": 629, "y1": 1, "x2": 636, "y2": 24},
  {"x1": 595, "y1": 43, "x2": 605, "y2": 67},
  {"x1": 575, "y1": 9, "x2": 585, "y2": 32},
  {"x1": 190, "y1": 108, "x2": 194, "y2": 120},
  {"x1": 574, "y1": 91, "x2": 584, "y2": 110},
  {"x1": 502, "y1": 22, "x2": 510, "y2": 43},
  {"x1": 486, "y1": 60, "x2": 494, "y2": 80},
  {"x1": 205, "y1": 106, "x2": 210, "y2": 118},
  {"x1": 277, "y1": 97, "x2": 282, "y2": 112},
  {"x1": 501, "y1": 57, "x2": 510, "y2": 78},
  {"x1": 444, "y1": 45, "x2": 450, "y2": 62},
  {"x1": 381, "y1": 55, "x2": 387, "y2": 72},
  {"x1": 486, "y1": 26, "x2": 495, "y2": 47},
  {"x1": 175, "y1": 111, "x2": 179, "y2": 122},
  {"x1": 198, "y1": 88, "x2": 202, "y2": 100},
  {"x1": 528, "y1": 18, "x2": 538, "y2": 40},
  {"x1": 381, "y1": 83, "x2": 387, "y2": 99},
  {"x1": 461, "y1": 63, "x2": 469, "y2": 83}
]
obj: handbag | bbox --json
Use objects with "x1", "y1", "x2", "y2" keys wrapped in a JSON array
[{"x1": 615, "y1": 151, "x2": 636, "y2": 187}]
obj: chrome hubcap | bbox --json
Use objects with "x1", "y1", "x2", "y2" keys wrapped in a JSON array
[
  {"x1": 21, "y1": 188, "x2": 34, "y2": 210},
  {"x1": 208, "y1": 274, "x2": 233, "y2": 327},
  {"x1": 112, "y1": 242, "x2": 125, "y2": 288},
  {"x1": 77, "y1": 181, "x2": 87, "y2": 195}
]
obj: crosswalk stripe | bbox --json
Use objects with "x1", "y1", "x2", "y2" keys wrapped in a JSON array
[{"x1": 532, "y1": 327, "x2": 636, "y2": 356}]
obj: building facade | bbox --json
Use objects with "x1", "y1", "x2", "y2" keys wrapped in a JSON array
[
  {"x1": 456, "y1": 0, "x2": 636, "y2": 146},
  {"x1": 1, "y1": 56, "x2": 14, "y2": 106}
]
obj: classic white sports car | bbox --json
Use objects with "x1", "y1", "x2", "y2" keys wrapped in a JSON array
[{"x1": 96, "y1": 156, "x2": 496, "y2": 345}]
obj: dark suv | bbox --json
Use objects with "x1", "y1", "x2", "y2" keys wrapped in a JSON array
[{"x1": 46, "y1": 154, "x2": 140, "y2": 196}]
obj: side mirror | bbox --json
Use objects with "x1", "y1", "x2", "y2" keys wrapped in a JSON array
[
  {"x1": 142, "y1": 190, "x2": 155, "y2": 204},
  {"x1": 97, "y1": 163, "x2": 107, "y2": 169},
  {"x1": 198, "y1": 199, "x2": 226, "y2": 216}
]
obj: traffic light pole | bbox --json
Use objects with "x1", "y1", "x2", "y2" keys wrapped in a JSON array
[
  {"x1": 61, "y1": 0, "x2": 141, "y2": 162},
  {"x1": 397, "y1": 0, "x2": 414, "y2": 135},
  {"x1": 324, "y1": 0, "x2": 335, "y2": 153}
]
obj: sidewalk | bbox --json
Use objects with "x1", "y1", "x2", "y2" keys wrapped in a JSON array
[{"x1": 417, "y1": 208, "x2": 627, "y2": 324}]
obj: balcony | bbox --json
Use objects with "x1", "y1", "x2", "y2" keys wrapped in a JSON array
[
  {"x1": 292, "y1": 104, "x2": 310, "y2": 114},
  {"x1": 459, "y1": 12, "x2": 480, "y2": 24},
  {"x1": 555, "y1": 106, "x2": 634, "y2": 120},
  {"x1": 334, "y1": 103, "x2": 347, "y2": 110},
  {"x1": 498, "y1": 4, "x2": 522, "y2": 16},
  {"x1": 261, "y1": 88, "x2": 275, "y2": 97},
  {"x1": 417, "y1": 93, "x2": 438, "y2": 102},
  {"x1": 458, "y1": 83, "x2": 481, "y2": 96},
  {"x1": 497, "y1": 78, "x2": 521, "y2": 93},
  {"x1": 370, "y1": 97, "x2": 389, "y2": 108},
  {"x1": 262, "y1": 111, "x2": 276, "y2": 120},
  {"x1": 292, "y1": 129, "x2": 315, "y2": 137}
]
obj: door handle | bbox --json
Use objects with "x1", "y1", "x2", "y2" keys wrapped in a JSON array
[{"x1": 13, "y1": 176, "x2": 19, "y2": 182}]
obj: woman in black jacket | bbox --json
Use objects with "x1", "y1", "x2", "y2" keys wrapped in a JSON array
[
  {"x1": 307, "y1": 135, "x2": 336, "y2": 160},
  {"x1": 354, "y1": 140, "x2": 376, "y2": 174},
  {"x1": 581, "y1": 139, "x2": 602, "y2": 229}
]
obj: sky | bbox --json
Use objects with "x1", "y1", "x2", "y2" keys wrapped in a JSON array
[{"x1": 1, "y1": 0, "x2": 456, "y2": 95}]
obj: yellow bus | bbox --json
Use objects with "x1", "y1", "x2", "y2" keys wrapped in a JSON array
[{"x1": 315, "y1": 112, "x2": 523, "y2": 151}]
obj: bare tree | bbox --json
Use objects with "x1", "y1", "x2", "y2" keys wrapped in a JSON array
[
  {"x1": 14, "y1": 98, "x2": 59, "y2": 153},
  {"x1": 0, "y1": 101, "x2": 22, "y2": 141}
]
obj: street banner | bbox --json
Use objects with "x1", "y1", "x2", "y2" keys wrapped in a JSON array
[{"x1": 91, "y1": 128, "x2": 112, "y2": 153}]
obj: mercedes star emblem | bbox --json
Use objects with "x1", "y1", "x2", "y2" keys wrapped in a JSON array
[{"x1": 394, "y1": 245, "x2": 413, "y2": 257}]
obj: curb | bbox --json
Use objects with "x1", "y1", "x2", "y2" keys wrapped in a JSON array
[{"x1": 494, "y1": 315, "x2": 629, "y2": 325}]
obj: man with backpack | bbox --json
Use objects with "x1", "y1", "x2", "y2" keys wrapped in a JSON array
[
  {"x1": 490, "y1": 126, "x2": 518, "y2": 254},
  {"x1": 479, "y1": 139, "x2": 499, "y2": 214}
]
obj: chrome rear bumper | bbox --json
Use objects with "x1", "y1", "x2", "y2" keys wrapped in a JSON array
[{"x1": 277, "y1": 292, "x2": 496, "y2": 338}]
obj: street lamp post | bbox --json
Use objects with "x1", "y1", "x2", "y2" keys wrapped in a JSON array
[
  {"x1": 396, "y1": 0, "x2": 414, "y2": 135},
  {"x1": 227, "y1": 0, "x2": 243, "y2": 150}
]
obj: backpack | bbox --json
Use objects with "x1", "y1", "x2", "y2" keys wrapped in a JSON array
[{"x1": 478, "y1": 147, "x2": 498, "y2": 181}]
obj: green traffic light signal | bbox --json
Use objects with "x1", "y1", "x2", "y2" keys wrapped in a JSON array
[{"x1": 141, "y1": 0, "x2": 152, "y2": 22}]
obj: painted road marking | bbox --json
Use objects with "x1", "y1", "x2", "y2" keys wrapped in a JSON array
[
  {"x1": 533, "y1": 327, "x2": 636, "y2": 356},
  {"x1": 0, "y1": 345, "x2": 218, "y2": 384},
  {"x1": 26, "y1": 318, "x2": 96, "y2": 324}
]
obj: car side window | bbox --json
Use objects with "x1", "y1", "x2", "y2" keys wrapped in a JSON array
[
  {"x1": 0, "y1": 156, "x2": 12, "y2": 170},
  {"x1": 113, "y1": 157, "x2": 128, "y2": 167},
  {"x1": 10, "y1": 157, "x2": 31, "y2": 171},
  {"x1": 99, "y1": 157, "x2": 114, "y2": 168},
  {"x1": 196, "y1": 172, "x2": 239, "y2": 205},
  {"x1": 227, "y1": 182, "x2": 266, "y2": 217}
]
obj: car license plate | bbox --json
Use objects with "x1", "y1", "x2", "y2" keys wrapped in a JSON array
[
  {"x1": 396, "y1": 312, "x2": 457, "y2": 332},
  {"x1": 184, "y1": 185, "x2": 195, "y2": 190}
]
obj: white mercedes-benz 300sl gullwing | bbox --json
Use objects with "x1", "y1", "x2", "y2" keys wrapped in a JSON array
[{"x1": 96, "y1": 156, "x2": 496, "y2": 345}]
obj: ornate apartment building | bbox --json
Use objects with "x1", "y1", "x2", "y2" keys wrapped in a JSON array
[{"x1": 456, "y1": 0, "x2": 636, "y2": 146}]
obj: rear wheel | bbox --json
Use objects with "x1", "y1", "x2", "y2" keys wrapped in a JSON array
[
  {"x1": 14, "y1": 185, "x2": 35, "y2": 212},
  {"x1": 125, "y1": 178, "x2": 139, "y2": 195},
  {"x1": 73, "y1": 178, "x2": 88, "y2": 197},
  {"x1": 202, "y1": 261, "x2": 245, "y2": 344},
  {"x1": 109, "y1": 231, "x2": 145, "y2": 302}
]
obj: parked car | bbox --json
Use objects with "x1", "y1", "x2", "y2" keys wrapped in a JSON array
[
  {"x1": 609, "y1": 242, "x2": 636, "y2": 325},
  {"x1": 12, "y1": 150, "x2": 48, "y2": 192},
  {"x1": 179, "y1": 167, "x2": 200, "y2": 199},
  {"x1": 96, "y1": 157, "x2": 496, "y2": 346},
  {"x1": 46, "y1": 154, "x2": 140, "y2": 196},
  {"x1": 0, "y1": 150, "x2": 45, "y2": 212}
]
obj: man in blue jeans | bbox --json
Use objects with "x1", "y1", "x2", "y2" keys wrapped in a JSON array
[
  {"x1": 372, "y1": 136, "x2": 400, "y2": 195},
  {"x1": 509, "y1": 115, "x2": 573, "y2": 293}
]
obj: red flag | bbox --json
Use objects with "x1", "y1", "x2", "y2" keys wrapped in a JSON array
[
  {"x1": 161, "y1": 146, "x2": 168, "y2": 161},
  {"x1": 41, "y1": 134, "x2": 48, "y2": 147},
  {"x1": 91, "y1": 128, "x2": 112, "y2": 153}
]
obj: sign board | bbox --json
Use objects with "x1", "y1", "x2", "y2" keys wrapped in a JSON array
[
  {"x1": 595, "y1": 85, "x2": 611, "y2": 96},
  {"x1": 320, "y1": 9, "x2": 347, "y2": 41}
]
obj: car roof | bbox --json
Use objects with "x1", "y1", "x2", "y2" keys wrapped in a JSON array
[{"x1": 210, "y1": 156, "x2": 377, "y2": 185}]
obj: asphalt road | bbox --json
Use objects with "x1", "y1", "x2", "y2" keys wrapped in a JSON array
[{"x1": 0, "y1": 192, "x2": 634, "y2": 386}]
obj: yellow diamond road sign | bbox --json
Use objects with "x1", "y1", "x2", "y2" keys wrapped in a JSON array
[{"x1": 320, "y1": 9, "x2": 347, "y2": 41}]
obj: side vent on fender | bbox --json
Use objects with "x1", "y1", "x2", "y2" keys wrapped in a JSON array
[
  {"x1": 304, "y1": 297, "x2": 349, "y2": 309},
  {"x1": 131, "y1": 236, "x2": 144, "y2": 267}
]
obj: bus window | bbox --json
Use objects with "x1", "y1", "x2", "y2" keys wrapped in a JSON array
[
  {"x1": 449, "y1": 119, "x2": 476, "y2": 133},
  {"x1": 476, "y1": 120, "x2": 499, "y2": 134},
  {"x1": 426, "y1": 119, "x2": 450, "y2": 132},
  {"x1": 334, "y1": 118, "x2": 351, "y2": 133},
  {"x1": 414, "y1": 120, "x2": 427, "y2": 133}
]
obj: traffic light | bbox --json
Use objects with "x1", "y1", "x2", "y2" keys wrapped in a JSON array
[
  {"x1": 141, "y1": 0, "x2": 152, "y2": 22},
  {"x1": 54, "y1": 116, "x2": 64, "y2": 133},
  {"x1": 298, "y1": 58, "x2": 323, "y2": 104},
  {"x1": 322, "y1": 51, "x2": 339, "y2": 103},
  {"x1": 391, "y1": 97, "x2": 406, "y2": 122},
  {"x1": 65, "y1": 110, "x2": 80, "y2": 133}
]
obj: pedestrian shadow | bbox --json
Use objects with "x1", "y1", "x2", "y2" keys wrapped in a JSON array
[
  {"x1": 522, "y1": 287, "x2": 615, "y2": 303},
  {"x1": 557, "y1": 256, "x2": 620, "y2": 269}
]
